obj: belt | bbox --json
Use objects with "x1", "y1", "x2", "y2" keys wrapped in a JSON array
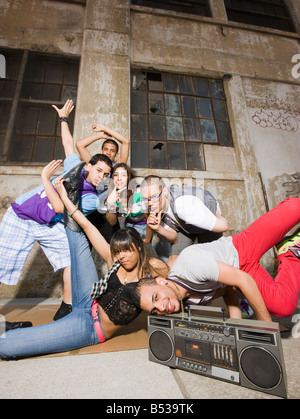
[{"x1": 92, "y1": 300, "x2": 106, "y2": 343}]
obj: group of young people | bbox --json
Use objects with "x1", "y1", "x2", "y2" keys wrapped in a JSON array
[{"x1": 0, "y1": 100, "x2": 300, "y2": 360}]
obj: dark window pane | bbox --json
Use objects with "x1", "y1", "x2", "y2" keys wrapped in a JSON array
[
  {"x1": 131, "y1": 114, "x2": 148, "y2": 140},
  {"x1": 212, "y1": 99, "x2": 228, "y2": 121},
  {"x1": 44, "y1": 61, "x2": 64, "y2": 84},
  {"x1": 186, "y1": 143, "x2": 205, "y2": 170},
  {"x1": 183, "y1": 118, "x2": 201, "y2": 141},
  {"x1": 41, "y1": 84, "x2": 61, "y2": 101},
  {"x1": 21, "y1": 82, "x2": 42, "y2": 100},
  {"x1": 149, "y1": 93, "x2": 164, "y2": 114},
  {"x1": 216, "y1": 121, "x2": 233, "y2": 146},
  {"x1": 163, "y1": 73, "x2": 179, "y2": 93},
  {"x1": 62, "y1": 85, "x2": 77, "y2": 102},
  {"x1": 37, "y1": 107, "x2": 57, "y2": 135},
  {"x1": 131, "y1": 91, "x2": 147, "y2": 114},
  {"x1": 8, "y1": 135, "x2": 34, "y2": 162},
  {"x1": 0, "y1": 102, "x2": 12, "y2": 132},
  {"x1": 179, "y1": 75, "x2": 194, "y2": 95},
  {"x1": 165, "y1": 94, "x2": 181, "y2": 116},
  {"x1": 147, "y1": 72, "x2": 163, "y2": 91},
  {"x1": 16, "y1": 106, "x2": 39, "y2": 135},
  {"x1": 54, "y1": 137, "x2": 65, "y2": 160},
  {"x1": 150, "y1": 115, "x2": 166, "y2": 139},
  {"x1": 131, "y1": 140, "x2": 148, "y2": 168},
  {"x1": 166, "y1": 116, "x2": 184, "y2": 140},
  {"x1": 182, "y1": 96, "x2": 197, "y2": 117},
  {"x1": 197, "y1": 98, "x2": 213, "y2": 118},
  {"x1": 194, "y1": 77, "x2": 210, "y2": 97},
  {"x1": 32, "y1": 137, "x2": 55, "y2": 162},
  {"x1": 200, "y1": 119, "x2": 218, "y2": 143},
  {"x1": 169, "y1": 142, "x2": 185, "y2": 170},
  {"x1": 150, "y1": 140, "x2": 167, "y2": 168},
  {"x1": 209, "y1": 80, "x2": 225, "y2": 99},
  {"x1": 64, "y1": 62, "x2": 79, "y2": 85},
  {"x1": 1, "y1": 80, "x2": 17, "y2": 98}
]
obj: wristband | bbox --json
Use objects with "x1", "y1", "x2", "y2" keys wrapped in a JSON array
[
  {"x1": 68, "y1": 206, "x2": 78, "y2": 217},
  {"x1": 60, "y1": 117, "x2": 69, "y2": 123}
]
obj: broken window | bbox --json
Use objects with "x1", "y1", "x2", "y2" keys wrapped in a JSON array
[
  {"x1": 131, "y1": 70, "x2": 233, "y2": 170},
  {"x1": 0, "y1": 49, "x2": 80, "y2": 164},
  {"x1": 224, "y1": 0, "x2": 296, "y2": 33}
]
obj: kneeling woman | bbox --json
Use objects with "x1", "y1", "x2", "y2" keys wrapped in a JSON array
[{"x1": 0, "y1": 171, "x2": 169, "y2": 360}]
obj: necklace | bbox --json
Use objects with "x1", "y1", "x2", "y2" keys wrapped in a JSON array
[{"x1": 172, "y1": 281, "x2": 184, "y2": 314}]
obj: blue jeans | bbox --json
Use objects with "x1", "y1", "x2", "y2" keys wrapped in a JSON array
[{"x1": 0, "y1": 228, "x2": 102, "y2": 360}]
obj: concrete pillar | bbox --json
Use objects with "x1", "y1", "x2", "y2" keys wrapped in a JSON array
[{"x1": 74, "y1": 0, "x2": 131, "y2": 154}]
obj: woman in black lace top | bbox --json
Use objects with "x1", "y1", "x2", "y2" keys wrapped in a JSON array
[{"x1": 0, "y1": 165, "x2": 169, "y2": 360}]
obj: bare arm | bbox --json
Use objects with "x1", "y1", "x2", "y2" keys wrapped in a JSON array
[
  {"x1": 216, "y1": 262, "x2": 272, "y2": 322},
  {"x1": 147, "y1": 211, "x2": 178, "y2": 244},
  {"x1": 149, "y1": 257, "x2": 170, "y2": 278},
  {"x1": 92, "y1": 124, "x2": 130, "y2": 164},
  {"x1": 41, "y1": 160, "x2": 64, "y2": 214},
  {"x1": 52, "y1": 100, "x2": 75, "y2": 157},
  {"x1": 54, "y1": 177, "x2": 113, "y2": 266},
  {"x1": 76, "y1": 132, "x2": 111, "y2": 164}
]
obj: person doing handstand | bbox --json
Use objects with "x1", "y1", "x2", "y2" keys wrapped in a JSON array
[{"x1": 135, "y1": 198, "x2": 300, "y2": 322}]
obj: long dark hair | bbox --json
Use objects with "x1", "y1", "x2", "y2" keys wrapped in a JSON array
[{"x1": 110, "y1": 227, "x2": 152, "y2": 277}]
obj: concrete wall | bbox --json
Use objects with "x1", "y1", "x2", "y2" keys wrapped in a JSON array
[{"x1": 0, "y1": 0, "x2": 299, "y2": 298}]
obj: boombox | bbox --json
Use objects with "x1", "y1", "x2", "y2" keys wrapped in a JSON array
[{"x1": 148, "y1": 306, "x2": 287, "y2": 398}]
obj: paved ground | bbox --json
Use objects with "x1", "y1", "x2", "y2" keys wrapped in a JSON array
[{"x1": 0, "y1": 298, "x2": 299, "y2": 400}]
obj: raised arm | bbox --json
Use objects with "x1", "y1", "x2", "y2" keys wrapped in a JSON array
[
  {"x1": 52, "y1": 100, "x2": 75, "y2": 157},
  {"x1": 54, "y1": 176, "x2": 113, "y2": 266},
  {"x1": 76, "y1": 131, "x2": 111, "y2": 164},
  {"x1": 147, "y1": 211, "x2": 178, "y2": 244},
  {"x1": 92, "y1": 124, "x2": 130, "y2": 164},
  {"x1": 41, "y1": 160, "x2": 64, "y2": 214}
]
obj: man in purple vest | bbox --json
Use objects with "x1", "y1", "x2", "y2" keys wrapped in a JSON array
[{"x1": 0, "y1": 100, "x2": 112, "y2": 323}]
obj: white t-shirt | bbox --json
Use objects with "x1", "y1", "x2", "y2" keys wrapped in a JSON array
[
  {"x1": 168, "y1": 236, "x2": 239, "y2": 304},
  {"x1": 161, "y1": 193, "x2": 217, "y2": 232}
]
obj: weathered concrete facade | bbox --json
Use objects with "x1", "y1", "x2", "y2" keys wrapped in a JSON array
[{"x1": 0, "y1": 0, "x2": 299, "y2": 298}]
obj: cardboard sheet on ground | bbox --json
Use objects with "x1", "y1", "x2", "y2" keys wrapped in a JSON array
[{"x1": 0, "y1": 304, "x2": 148, "y2": 358}]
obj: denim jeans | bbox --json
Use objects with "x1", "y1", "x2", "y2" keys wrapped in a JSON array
[{"x1": 0, "y1": 227, "x2": 102, "y2": 360}]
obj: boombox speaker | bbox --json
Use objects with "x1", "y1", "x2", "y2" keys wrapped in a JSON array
[{"x1": 148, "y1": 306, "x2": 287, "y2": 398}]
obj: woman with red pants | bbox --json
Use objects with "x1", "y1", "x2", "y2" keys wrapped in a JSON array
[{"x1": 137, "y1": 198, "x2": 300, "y2": 321}]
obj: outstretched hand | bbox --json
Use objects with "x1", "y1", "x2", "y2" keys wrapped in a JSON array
[
  {"x1": 147, "y1": 210, "x2": 163, "y2": 231},
  {"x1": 41, "y1": 160, "x2": 63, "y2": 180},
  {"x1": 52, "y1": 99, "x2": 74, "y2": 118},
  {"x1": 53, "y1": 176, "x2": 68, "y2": 202}
]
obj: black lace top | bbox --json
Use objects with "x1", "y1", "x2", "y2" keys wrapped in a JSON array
[{"x1": 97, "y1": 272, "x2": 141, "y2": 326}]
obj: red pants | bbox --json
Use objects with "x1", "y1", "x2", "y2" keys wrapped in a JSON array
[{"x1": 232, "y1": 197, "x2": 300, "y2": 317}]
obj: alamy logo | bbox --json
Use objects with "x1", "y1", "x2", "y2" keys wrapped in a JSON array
[{"x1": 0, "y1": 54, "x2": 6, "y2": 79}]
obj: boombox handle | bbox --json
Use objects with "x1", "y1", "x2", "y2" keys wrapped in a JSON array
[{"x1": 187, "y1": 305, "x2": 226, "y2": 322}]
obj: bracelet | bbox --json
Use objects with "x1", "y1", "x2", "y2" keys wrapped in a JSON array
[
  {"x1": 68, "y1": 206, "x2": 78, "y2": 217},
  {"x1": 60, "y1": 117, "x2": 69, "y2": 123}
]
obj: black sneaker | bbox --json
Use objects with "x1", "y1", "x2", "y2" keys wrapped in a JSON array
[
  {"x1": 53, "y1": 301, "x2": 72, "y2": 321},
  {"x1": 5, "y1": 321, "x2": 33, "y2": 331}
]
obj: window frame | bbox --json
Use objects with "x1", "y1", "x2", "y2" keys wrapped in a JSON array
[
  {"x1": 224, "y1": 0, "x2": 296, "y2": 33},
  {"x1": 0, "y1": 49, "x2": 80, "y2": 165},
  {"x1": 130, "y1": 69, "x2": 233, "y2": 171},
  {"x1": 131, "y1": 0, "x2": 211, "y2": 18}
]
